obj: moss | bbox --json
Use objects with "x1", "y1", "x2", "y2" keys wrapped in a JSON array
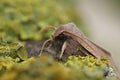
[
  {"x1": 0, "y1": 57, "x2": 18, "y2": 76},
  {"x1": 64, "y1": 56, "x2": 111, "y2": 80},
  {"x1": 0, "y1": 38, "x2": 28, "y2": 60},
  {"x1": 0, "y1": 0, "x2": 85, "y2": 42},
  {"x1": 1, "y1": 56, "x2": 71, "y2": 80},
  {"x1": 1, "y1": 56, "x2": 116, "y2": 80}
]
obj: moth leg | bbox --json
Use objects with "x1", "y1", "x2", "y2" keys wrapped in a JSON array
[
  {"x1": 39, "y1": 39, "x2": 51, "y2": 56},
  {"x1": 59, "y1": 41, "x2": 67, "y2": 59},
  {"x1": 46, "y1": 44, "x2": 52, "y2": 49}
]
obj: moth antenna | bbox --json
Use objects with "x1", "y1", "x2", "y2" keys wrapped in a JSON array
[
  {"x1": 39, "y1": 38, "x2": 51, "y2": 56},
  {"x1": 59, "y1": 41, "x2": 67, "y2": 59},
  {"x1": 40, "y1": 25, "x2": 55, "y2": 33}
]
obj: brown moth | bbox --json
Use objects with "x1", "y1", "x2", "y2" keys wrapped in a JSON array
[
  {"x1": 39, "y1": 23, "x2": 120, "y2": 79},
  {"x1": 52, "y1": 23, "x2": 120, "y2": 79}
]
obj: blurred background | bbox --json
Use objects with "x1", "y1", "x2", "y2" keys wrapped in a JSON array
[
  {"x1": 77, "y1": 0, "x2": 120, "y2": 69},
  {"x1": 0, "y1": 0, "x2": 120, "y2": 69}
]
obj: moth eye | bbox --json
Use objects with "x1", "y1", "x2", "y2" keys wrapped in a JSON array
[{"x1": 59, "y1": 34, "x2": 64, "y2": 38}]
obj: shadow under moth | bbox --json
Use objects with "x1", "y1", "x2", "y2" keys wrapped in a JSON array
[{"x1": 39, "y1": 23, "x2": 120, "y2": 79}]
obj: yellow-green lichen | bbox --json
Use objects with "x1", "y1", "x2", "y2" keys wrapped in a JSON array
[
  {"x1": 0, "y1": 0, "x2": 85, "y2": 42},
  {"x1": 0, "y1": 38, "x2": 28, "y2": 60},
  {"x1": 1, "y1": 56, "x2": 116, "y2": 80}
]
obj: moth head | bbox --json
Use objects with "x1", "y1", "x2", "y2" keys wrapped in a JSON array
[
  {"x1": 53, "y1": 26, "x2": 64, "y2": 39},
  {"x1": 53, "y1": 22, "x2": 77, "y2": 38}
]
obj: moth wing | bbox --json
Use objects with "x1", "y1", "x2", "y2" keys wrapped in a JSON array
[{"x1": 54, "y1": 23, "x2": 111, "y2": 58}]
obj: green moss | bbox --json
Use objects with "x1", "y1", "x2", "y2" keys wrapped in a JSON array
[
  {"x1": 0, "y1": 38, "x2": 28, "y2": 60},
  {"x1": 0, "y1": 57, "x2": 19, "y2": 76},
  {"x1": 1, "y1": 56, "x2": 71, "y2": 80},
  {"x1": 64, "y1": 56, "x2": 111, "y2": 80},
  {"x1": 0, "y1": 0, "x2": 85, "y2": 42},
  {"x1": 64, "y1": 56, "x2": 109, "y2": 68},
  {"x1": 1, "y1": 56, "x2": 116, "y2": 80}
]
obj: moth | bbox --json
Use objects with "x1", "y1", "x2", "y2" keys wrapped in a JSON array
[{"x1": 39, "y1": 23, "x2": 120, "y2": 79}]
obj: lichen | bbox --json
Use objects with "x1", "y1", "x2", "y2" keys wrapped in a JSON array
[
  {"x1": 1, "y1": 56, "x2": 117, "y2": 80},
  {"x1": 0, "y1": 38, "x2": 28, "y2": 60},
  {"x1": 0, "y1": 0, "x2": 85, "y2": 42}
]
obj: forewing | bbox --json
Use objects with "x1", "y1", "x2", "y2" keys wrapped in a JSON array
[{"x1": 54, "y1": 23, "x2": 111, "y2": 59}]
